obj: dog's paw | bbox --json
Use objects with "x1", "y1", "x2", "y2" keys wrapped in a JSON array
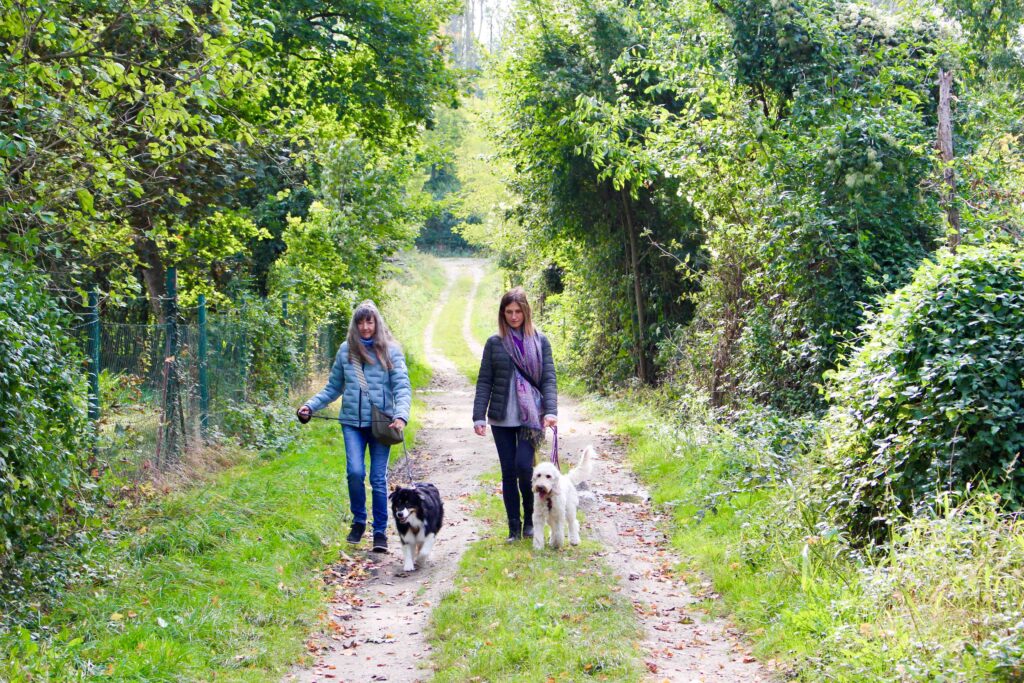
[{"x1": 403, "y1": 562, "x2": 416, "y2": 572}]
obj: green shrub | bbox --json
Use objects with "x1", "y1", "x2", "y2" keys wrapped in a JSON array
[
  {"x1": 819, "y1": 244, "x2": 1024, "y2": 540},
  {"x1": 0, "y1": 261, "x2": 89, "y2": 560}
]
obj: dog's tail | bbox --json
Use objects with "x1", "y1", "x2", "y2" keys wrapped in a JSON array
[{"x1": 567, "y1": 445, "x2": 595, "y2": 486}]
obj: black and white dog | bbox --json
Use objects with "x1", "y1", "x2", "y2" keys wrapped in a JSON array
[{"x1": 389, "y1": 483, "x2": 444, "y2": 572}]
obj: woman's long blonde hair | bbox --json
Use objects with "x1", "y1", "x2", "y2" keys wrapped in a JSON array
[{"x1": 346, "y1": 300, "x2": 397, "y2": 369}]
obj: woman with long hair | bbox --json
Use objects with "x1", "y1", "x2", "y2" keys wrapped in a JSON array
[
  {"x1": 298, "y1": 301, "x2": 411, "y2": 552},
  {"x1": 472, "y1": 287, "x2": 558, "y2": 541}
]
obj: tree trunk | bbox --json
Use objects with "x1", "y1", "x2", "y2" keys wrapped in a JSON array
[
  {"x1": 938, "y1": 69, "x2": 961, "y2": 251},
  {"x1": 134, "y1": 230, "x2": 165, "y2": 323},
  {"x1": 463, "y1": 0, "x2": 474, "y2": 69},
  {"x1": 620, "y1": 188, "x2": 650, "y2": 383},
  {"x1": 478, "y1": 0, "x2": 486, "y2": 50}
]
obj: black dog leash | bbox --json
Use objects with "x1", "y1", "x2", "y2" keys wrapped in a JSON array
[{"x1": 301, "y1": 411, "x2": 418, "y2": 483}]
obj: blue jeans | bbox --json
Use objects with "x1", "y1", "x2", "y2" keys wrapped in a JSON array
[{"x1": 341, "y1": 425, "x2": 391, "y2": 535}]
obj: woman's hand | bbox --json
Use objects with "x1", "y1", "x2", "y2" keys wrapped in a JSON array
[
  {"x1": 543, "y1": 415, "x2": 558, "y2": 429},
  {"x1": 296, "y1": 405, "x2": 312, "y2": 424},
  {"x1": 474, "y1": 424, "x2": 487, "y2": 437},
  {"x1": 389, "y1": 417, "x2": 407, "y2": 432}
]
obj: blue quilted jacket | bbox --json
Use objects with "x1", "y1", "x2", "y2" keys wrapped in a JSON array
[{"x1": 305, "y1": 342, "x2": 411, "y2": 428}]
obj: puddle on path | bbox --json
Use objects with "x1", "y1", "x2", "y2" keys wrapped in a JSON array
[{"x1": 602, "y1": 492, "x2": 646, "y2": 504}]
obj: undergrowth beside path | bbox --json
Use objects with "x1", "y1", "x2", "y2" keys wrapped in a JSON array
[{"x1": 587, "y1": 394, "x2": 1024, "y2": 682}]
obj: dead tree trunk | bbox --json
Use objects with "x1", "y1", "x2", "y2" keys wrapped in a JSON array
[{"x1": 938, "y1": 69, "x2": 960, "y2": 251}]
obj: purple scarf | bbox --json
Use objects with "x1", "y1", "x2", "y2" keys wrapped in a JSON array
[{"x1": 502, "y1": 329, "x2": 543, "y2": 434}]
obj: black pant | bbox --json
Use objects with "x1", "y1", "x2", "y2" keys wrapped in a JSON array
[{"x1": 491, "y1": 425, "x2": 534, "y2": 532}]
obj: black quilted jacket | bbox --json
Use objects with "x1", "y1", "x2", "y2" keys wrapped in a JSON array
[{"x1": 473, "y1": 333, "x2": 557, "y2": 423}]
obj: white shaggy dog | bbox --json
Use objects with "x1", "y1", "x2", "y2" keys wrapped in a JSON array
[{"x1": 531, "y1": 446, "x2": 595, "y2": 550}]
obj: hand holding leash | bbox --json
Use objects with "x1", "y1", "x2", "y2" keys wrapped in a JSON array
[{"x1": 296, "y1": 405, "x2": 312, "y2": 424}]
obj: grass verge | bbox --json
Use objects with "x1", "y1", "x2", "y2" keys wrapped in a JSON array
[
  {"x1": 1, "y1": 418, "x2": 350, "y2": 682},
  {"x1": 470, "y1": 261, "x2": 503, "y2": 348},
  {"x1": 429, "y1": 473, "x2": 643, "y2": 682},
  {"x1": 384, "y1": 250, "x2": 447, "y2": 388},
  {"x1": 434, "y1": 272, "x2": 480, "y2": 382}
]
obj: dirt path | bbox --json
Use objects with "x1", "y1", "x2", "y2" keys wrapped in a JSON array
[
  {"x1": 287, "y1": 258, "x2": 772, "y2": 682},
  {"x1": 286, "y1": 259, "x2": 491, "y2": 683}
]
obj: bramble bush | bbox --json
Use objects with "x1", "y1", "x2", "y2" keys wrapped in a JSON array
[
  {"x1": 0, "y1": 261, "x2": 90, "y2": 561},
  {"x1": 818, "y1": 244, "x2": 1024, "y2": 540}
]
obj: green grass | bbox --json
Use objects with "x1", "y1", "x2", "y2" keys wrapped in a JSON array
[
  {"x1": 603, "y1": 405, "x2": 803, "y2": 649},
  {"x1": 2, "y1": 419, "x2": 350, "y2": 682},
  {"x1": 434, "y1": 272, "x2": 481, "y2": 382},
  {"x1": 384, "y1": 250, "x2": 448, "y2": 388},
  {"x1": 429, "y1": 474, "x2": 643, "y2": 682},
  {"x1": 470, "y1": 261, "x2": 503, "y2": 348},
  {"x1": 0, "y1": 255, "x2": 450, "y2": 682}
]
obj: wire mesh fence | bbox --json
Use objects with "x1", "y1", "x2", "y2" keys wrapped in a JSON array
[{"x1": 73, "y1": 287, "x2": 338, "y2": 480}]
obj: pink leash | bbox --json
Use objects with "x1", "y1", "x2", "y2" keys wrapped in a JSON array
[{"x1": 550, "y1": 425, "x2": 560, "y2": 469}]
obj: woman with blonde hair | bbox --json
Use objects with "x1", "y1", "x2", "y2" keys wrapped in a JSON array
[
  {"x1": 473, "y1": 287, "x2": 558, "y2": 541},
  {"x1": 298, "y1": 301, "x2": 411, "y2": 552}
]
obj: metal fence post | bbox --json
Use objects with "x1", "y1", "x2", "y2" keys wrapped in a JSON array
[
  {"x1": 198, "y1": 293, "x2": 209, "y2": 437},
  {"x1": 162, "y1": 266, "x2": 180, "y2": 464},
  {"x1": 87, "y1": 287, "x2": 101, "y2": 422}
]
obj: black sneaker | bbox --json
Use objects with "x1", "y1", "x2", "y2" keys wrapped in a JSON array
[
  {"x1": 371, "y1": 532, "x2": 388, "y2": 553},
  {"x1": 346, "y1": 523, "x2": 366, "y2": 544},
  {"x1": 522, "y1": 523, "x2": 534, "y2": 539}
]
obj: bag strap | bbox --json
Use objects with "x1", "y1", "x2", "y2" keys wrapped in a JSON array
[
  {"x1": 354, "y1": 355, "x2": 394, "y2": 412},
  {"x1": 353, "y1": 353, "x2": 412, "y2": 481},
  {"x1": 352, "y1": 359, "x2": 370, "y2": 392},
  {"x1": 508, "y1": 351, "x2": 542, "y2": 393}
]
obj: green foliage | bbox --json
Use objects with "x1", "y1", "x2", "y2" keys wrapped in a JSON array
[
  {"x1": 495, "y1": 0, "x2": 703, "y2": 386},
  {"x1": 819, "y1": 244, "x2": 1024, "y2": 540},
  {"x1": 270, "y1": 137, "x2": 426, "y2": 327},
  {"x1": 1, "y1": 0, "x2": 459, "y2": 314},
  {"x1": 0, "y1": 261, "x2": 89, "y2": 560}
]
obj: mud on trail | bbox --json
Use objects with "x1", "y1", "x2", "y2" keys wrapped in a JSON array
[{"x1": 286, "y1": 259, "x2": 772, "y2": 683}]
